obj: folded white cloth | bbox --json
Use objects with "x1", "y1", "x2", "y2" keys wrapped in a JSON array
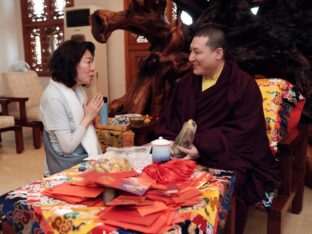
[{"x1": 50, "y1": 79, "x2": 102, "y2": 156}]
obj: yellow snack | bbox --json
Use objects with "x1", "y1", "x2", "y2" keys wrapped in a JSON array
[{"x1": 92, "y1": 158, "x2": 132, "y2": 172}]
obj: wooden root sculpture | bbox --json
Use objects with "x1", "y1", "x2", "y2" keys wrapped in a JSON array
[
  {"x1": 90, "y1": 0, "x2": 312, "y2": 118},
  {"x1": 90, "y1": 0, "x2": 191, "y2": 117}
]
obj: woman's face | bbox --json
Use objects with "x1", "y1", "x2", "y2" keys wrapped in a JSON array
[{"x1": 75, "y1": 50, "x2": 95, "y2": 86}]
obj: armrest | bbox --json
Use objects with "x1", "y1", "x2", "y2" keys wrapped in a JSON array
[
  {"x1": 0, "y1": 97, "x2": 29, "y2": 123},
  {"x1": 0, "y1": 98, "x2": 10, "y2": 115},
  {"x1": 278, "y1": 124, "x2": 306, "y2": 152},
  {"x1": 0, "y1": 97, "x2": 28, "y2": 102},
  {"x1": 277, "y1": 124, "x2": 307, "y2": 195}
]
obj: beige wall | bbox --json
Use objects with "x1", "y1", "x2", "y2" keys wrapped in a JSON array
[
  {"x1": 75, "y1": 0, "x2": 126, "y2": 100},
  {"x1": 0, "y1": 0, "x2": 24, "y2": 95},
  {"x1": 0, "y1": 0, "x2": 126, "y2": 101}
]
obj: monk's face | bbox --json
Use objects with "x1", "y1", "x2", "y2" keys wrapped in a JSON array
[{"x1": 189, "y1": 36, "x2": 223, "y2": 77}]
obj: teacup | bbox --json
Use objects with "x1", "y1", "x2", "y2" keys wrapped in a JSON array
[{"x1": 151, "y1": 137, "x2": 171, "y2": 162}]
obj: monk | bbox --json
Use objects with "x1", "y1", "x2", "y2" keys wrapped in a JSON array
[{"x1": 156, "y1": 25, "x2": 280, "y2": 233}]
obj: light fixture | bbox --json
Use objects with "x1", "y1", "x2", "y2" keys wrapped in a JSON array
[
  {"x1": 250, "y1": 6, "x2": 259, "y2": 15},
  {"x1": 180, "y1": 11, "x2": 193, "y2": 25}
]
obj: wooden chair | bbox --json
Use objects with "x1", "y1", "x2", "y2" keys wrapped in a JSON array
[
  {"x1": 224, "y1": 125, "x2": 307, "y2": 234},
  {"x1": 0, "y1": 99, "x2": 24, "y2": 154},
  {"x1": 223, "y1": 78, "x2": 308, "y2": 234},
  {"x1": 267, "y1": 124, "x2": 307, "y2": 234},
  {"x1": 256, "y1": 78, "x2": 307, "y2": 234},
  {"x1": 1, "y1": 71, "x2": 43, "y2": 149}
]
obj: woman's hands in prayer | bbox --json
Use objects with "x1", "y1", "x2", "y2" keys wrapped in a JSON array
[{"x1": 81, "y1": 93, "x2": 103, "y2": 128}]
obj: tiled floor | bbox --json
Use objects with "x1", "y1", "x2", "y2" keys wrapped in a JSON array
[
  {"x1": 1, "y1": 129, "x2": 312, "y2": 233},
  {"x1": 0, "y1": 128, "x2": 44, "y2": 195},
  {"x1": 245, "y1": 187, "x2": 312, "y2": 233}
]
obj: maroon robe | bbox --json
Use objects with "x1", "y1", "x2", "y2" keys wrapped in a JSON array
[{"x1": 156, "y1": 60, "x2": 280, "y2": 205}]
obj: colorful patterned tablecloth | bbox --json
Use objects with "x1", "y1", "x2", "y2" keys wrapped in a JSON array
[{"x1": 3, "y1": 162, "x2": 235, "y2": 234}]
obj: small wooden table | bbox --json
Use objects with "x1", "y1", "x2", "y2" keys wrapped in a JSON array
[{"x1": 130, "y1": 120, "x2": 158, "y2": 146}]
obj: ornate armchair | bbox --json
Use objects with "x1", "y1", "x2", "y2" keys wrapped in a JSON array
[
  {"x1": 258, "y1": 79, "x2": 307, "y2": 234},
  {"x1": 225, "y1": 78, "x2": 307, "y2": 234},
  {"x1": 1, "y1": 71, "x2": 43, "y2": 149},
  {"x1": 0, "y1": 99, "x2": 24, "y2": 153}
]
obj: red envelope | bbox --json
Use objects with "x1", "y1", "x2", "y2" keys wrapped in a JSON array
[
  {"x1": 108, "y1": 195, "x2": 154, "y2": 206},
  {"x1": 181, "y1": 197, "x2": 202, "y2": 207},
  {"x1": 70, "y1": 180, "x2": 100, "y2": 187},
  {"x1": 171, "y1": 187, "x2": 202, "y2": 204},
  {"x1": 158, "y1": 210, "x2": 181, "y2": 233},
  {"x1": 150, "y1": 183, "x2": 179, "y2": 191},
  {"x1": 170, "y1": 209, "x2": 187, "y2": 225},
  {"x1": 100, "y1": 206, "x2": 161, "y2": 226},
  {"x1": 78, "y1": 170, "x2": 139, "y2": 186},
  {"x1": 188, "y1": 171, "x2": 213, "y2": 188},
  {"x1": 145, "y1": 192, "x2": 174, "y2": 204},
  {"x1": 80, "y1": 197, "x2": 105, "y2": 206},
  {"x1": 42, "y1": 190, "x2": 87, "y2": 203},
  {"x1": 150, "y1": 183, "x2": 167, "y2": 190},
  {"x1": 136, "y1": 201, "x2": 168, "y2": 216},
  {"x1": 104, "y1": 211, "x2": 168, "y2": 233},
  {"x1": 96, "y1": 173, "x2": 155, "y2": 196},
  {"x1": 47, "y1": 182, "x2": 104, "y2": 198}
]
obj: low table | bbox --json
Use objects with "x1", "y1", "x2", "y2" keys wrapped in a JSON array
[{"x1": 2, "y1": 162, "x2": 235, "y2": 234}]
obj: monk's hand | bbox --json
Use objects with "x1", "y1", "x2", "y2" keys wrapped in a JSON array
[
  {"x1": 177, "y1": 144, "x2": 199, "y2": 160},
  {"x1": 169, "y1": 140, "x2": 174, "y2": 154},
  {"x1": 168, "y1": 140, "x2": 178, "y2": 160}
]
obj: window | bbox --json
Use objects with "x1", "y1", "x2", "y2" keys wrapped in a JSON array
[{"x1": 20, "y1": 0, "x2": 74, "y2": 76}]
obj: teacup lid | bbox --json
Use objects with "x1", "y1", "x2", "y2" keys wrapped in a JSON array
[{"x1": 151, "y1": 136, "x2": 170, "y2": 146}]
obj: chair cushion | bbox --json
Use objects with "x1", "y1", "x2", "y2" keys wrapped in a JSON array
[
  {"x1": 2, "y1": 71, "x2": 43, "y2": 114},
  {"x1": 256, "y1": 78, "x2": 304, "y2": 154},
  {"x1": 0, "y1": 116, "x2": 15, "y2": 128},
  {"x1": 8, "y1": 106, "x2": 42, "y2": 122},
  {"x1": 27, "y1": 106, "x2": 43, "y2": 122}
]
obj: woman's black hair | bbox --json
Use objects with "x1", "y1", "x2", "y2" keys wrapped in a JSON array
[{"x1": 48, "y1": 39, "x2": 95, "y2": 88}]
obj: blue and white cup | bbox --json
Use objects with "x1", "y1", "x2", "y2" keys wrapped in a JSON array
[{"x1": 151, "y1": 137, "x2": 171, "y2": 162}]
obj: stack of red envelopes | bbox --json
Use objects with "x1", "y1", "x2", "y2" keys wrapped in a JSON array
[
  {"x1": 76, "y1": 170, "x2": 140, "y2": 187},
  {"x1": 43, "y1": 170, "x2": 154, "y2": 204},
  {"x1": 42, "y1": 182, "x2": 104, "y2": 205},
  {"x1": 43, "y1": 168, "x2": 207, "y2": 233},
  {"x1": 95, "y1": 173, "x2": 155, "y2": 196},
  {"x1": 99, "y1": 195, "x2": 185, "y2": 233},
  {"x1": 145, "y1": 185, "x2": 203, "y2": 207}
]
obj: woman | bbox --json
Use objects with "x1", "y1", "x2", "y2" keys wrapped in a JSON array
[{"x1": 40, "y1": 39, "x2": 103, "y2": 175}]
